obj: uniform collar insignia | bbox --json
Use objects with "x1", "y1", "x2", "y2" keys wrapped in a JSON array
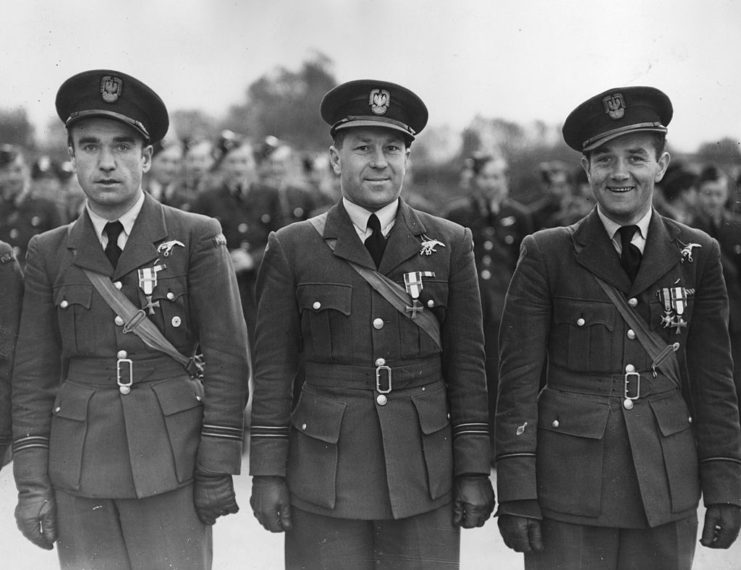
[{"x1": 419, "y1": 234, "x2": 445, "y2": 256}]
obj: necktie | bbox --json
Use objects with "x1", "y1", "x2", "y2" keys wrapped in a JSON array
[
  {"x1": 364, "y1": 214, "x2": 386, "y2": 268},
  {"x1": 104, "y1": 221, "x2": 124, "y2": 268},
  {"x1": 618, "y1": 225, "x2": 642, "y2": 281}
]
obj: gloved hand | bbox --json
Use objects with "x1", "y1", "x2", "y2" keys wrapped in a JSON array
[
  {"x1": 193, "y1": 471, "x2": 239, "y2": 525},
  {"x1": 498, "y1": 514, "x2": 543, "y2": 553},
  {"x1": 14, "y1": 448, "x2": 57, "y2": 550},
  {"x1": 250, "y1": 475, "x2": 292, "y2": 532},
  {"x1": 700, "y1": 504, "x2": 741, "y2": 549},
  {"x1": 452, "y1": 474, "x2": 495, "y2": 528}
]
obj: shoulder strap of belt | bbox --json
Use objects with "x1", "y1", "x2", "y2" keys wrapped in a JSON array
[
  {"x1": 593, "y1": 275, "x2": 681, "y2": 387},
  {"x1": 81, "y1": 268, "x2": 203, "y2": 378},
  {"x1": 308, "y1": 213, "x2": 442, "y2": 350}
]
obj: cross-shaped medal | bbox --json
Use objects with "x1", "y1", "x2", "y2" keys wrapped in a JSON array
[
  {"x1": 143, "y1": 295, "x2": 161, "y2": 315},
  {"x1": 406, "y1": 299, "x2": 424, "y2": 318}
]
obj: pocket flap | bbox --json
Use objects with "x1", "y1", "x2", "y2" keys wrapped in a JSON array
[
  {"x1": 54, "y1": 284, "x2": 93, "y2": 309},
  {"x1": 291, "y1": 390, "x2": 347, "y2": 444},
  {"x1": 152, "y1": 379, "x2": 203, "y2": 416},
  {"x1": 412, "y1": 385, "x2": 450, "y2": 435},
  {"x1": 152, "y1": 279, "x2": 187, "y2": 301},
  {"x1": 650, "y1": 395, "x2": 692, "y2": 437},
  {"x1": 538, "y1": 388, "x2": 610, "y2": 439},
  {"x1": 53, "y1": 382, "x2": 95, "y2": 421},
  {"x1": 553, "y1": 299, "x2": 615, "y2": 331},
  {"x1": 297, "y1": 283, "x2": 351, "y2": 316}
]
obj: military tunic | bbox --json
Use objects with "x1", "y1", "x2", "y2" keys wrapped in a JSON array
[
  {"x1": 0, "y1": 241, "x2": 22, "y2": 462},
  {"x1": 0, "y1": 193, "x2": 63, "y2": 262}
]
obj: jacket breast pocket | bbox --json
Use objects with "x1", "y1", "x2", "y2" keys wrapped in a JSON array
[
  {"x1": 151, "y1": 278, "x2": 191, "y2": 347},
  {"x1": 152, "y1": 379, "x2": 204, "y2": 483},
  {"x1": 551, "y1": 299, "x2": 616, "y2": 372},
  {"x1": 412, "y1": 383, "x2": 453, "y2": 500},
  {"x1": 297, "y1": 283, "x2": 352, "y2": 358},
  {"x1": 49, "y1": 381, "x2": 95, "y2": 491},
  {"x1": 54, "y1": 284, "x2": 93, "y2": 353},
  {"x1": 650, "y1": 394, "x2": 700, "y2": 513},
  {"x1": 287, "y1": 387, "x2": 347, "y2": 509},
  {"x1": 536, "y1": 387, "x2": 610, "y2": 516}
]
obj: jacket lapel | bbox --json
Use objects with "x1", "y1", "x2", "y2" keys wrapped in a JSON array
[
  {"x1": 378, "y1": 201, "x2": 428, "y2": 274},
  {"x1": 573, "y1": 209, "x2": 633, "y2": 293},
  {"x1": 68, "y1": 210, "x2": 116, "y2": 276},
  {"x1": 113, "y1": 194, "x2": 167, "y2": 280},
  {"x1": 323, "y1": 202, "x2": 377, "y2": 269},
  {"x1": 630, "y1": 213, "x2": 682, "y2": 296}
]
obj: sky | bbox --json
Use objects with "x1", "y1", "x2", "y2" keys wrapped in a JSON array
[{"x1": 0, "y1": 0, "x2": 739, "y2": 153}]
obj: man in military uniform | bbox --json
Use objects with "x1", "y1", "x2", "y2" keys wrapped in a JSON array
[
  {"x1": 11, "y1": 69, "x2": 250, "y2": 570},
  {"x1": 444, "y1": 154, "x2": 532, "y2": 459},
  {"x1": 0, "y1": 240, "x2": 22, "y2": 470},
  {"x1": 143, "y1": 136, "x2": 193, "y2": 210},
  {"x1": 495, "y1": 87, "x2": 741, "y2": 569},
  {"x1": 0, "y1": 145, "x2": 63, "y2": 262},
  {"x1": 249, "y1": 80, "x2": 495, "y2": 569}
]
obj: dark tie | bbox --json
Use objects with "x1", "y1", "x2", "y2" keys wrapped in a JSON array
[
  {"x1": 104, "y1": 221, "x2": 124, "y2": 268},
  {"x1": 364, "y1": 214, "x2": 386, "y2": 268},
  {"x1": 618, "y1": 225, "x2": 642, "y2": 281}
]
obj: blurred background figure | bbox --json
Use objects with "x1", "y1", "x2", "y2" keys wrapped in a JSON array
[
  {"x1": 191, "y1": 130, "x2": 283, "y2": 353},
  {"x1": 144, "y1": 136, "x2": 192, "y2": 210},
  {"x1": 529, "y1": 160, "x2": 578, "y2": 229},
  {"x1": 692, "y1": 164, "x2": 741, "y2": 407},
  {"x1": 254, "y1": 135, "x2": 317, "y2": 226},
  {"x1": 443, "y1": 153, "x2": 533, "y2": 461},
  {"x1": 654, "y1": 161, "x2": 698, "y2": 224},
  {"x1": 0, "y1": 144, "x2": 62, "y2": 262},
  {"x1": 180, "y1": 137, "x2": 215, "y2": 197},
  {"x1": 301, "y1": 153, "x2": 339, "y2": 214}
]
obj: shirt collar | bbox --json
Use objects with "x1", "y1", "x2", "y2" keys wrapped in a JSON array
[
  {"x1": 597, "y1": 206, "x2": 652, "y2": 253},
  {"x1": 343, "y1": 197, "x2": 399, "y2": 240},
  {"x1": 87, "y1": 191, "x2": 146, "y2": 247}
]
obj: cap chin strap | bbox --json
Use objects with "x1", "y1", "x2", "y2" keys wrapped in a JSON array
[
  {"x1": 66, "y1": 109, "x2": 150, "y2": 141},
  {"x1": 582, "y1": 122, "x2": 666, "y2": 152}
]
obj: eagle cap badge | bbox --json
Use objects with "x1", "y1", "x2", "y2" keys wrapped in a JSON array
[
  {"x1": 100, "y1": 75, "x2": 123, "y2": 103},
  {"x1": 369, "y1": 88, "x2": 390, "y2": 115},
  {"x1": 602, "y1": 92, "x2": 625, "y2": 120}
]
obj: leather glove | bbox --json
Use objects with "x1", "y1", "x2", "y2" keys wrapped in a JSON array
[
  {"x1": 700, "y1": 504, "x2": 741, "y2": 549},
  {"x1": 250, "y1": 475, "x2": 292, "y2": 532},
  {"x1": 193, "y1": 472, "x2": 239, "y2": 525},
  {"x1": 13, "y1": 448, "x2": 57, "y2": 550},
  {"x1": 498, "y1": 514, "x2": 543, "y2": 553},
  {"x1": 452, "y1": 475, "x2": 495, "y2": 528}
]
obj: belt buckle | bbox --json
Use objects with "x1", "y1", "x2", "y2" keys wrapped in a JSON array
[
  {"x1": 624, "y1": 371, "x2": 641, "y2": 400},
  {"x1": 375, "y1": 365, "x2": 392, "y2": 394},
  {"x1": 117, "y1": 358, "x2": 133, "y2": 395}
]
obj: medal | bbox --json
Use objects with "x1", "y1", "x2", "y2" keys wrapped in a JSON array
[
  {"x1": 419, "y1": 234, "x2": 445, "y2": 256},
  {"x1": 138, "y1": 264, "x2": 164, "y2": 315},
  {"x1": 657, "y1": 285, "x2": 694, "y2": 334},
  {"x1": 403, "y1": 271, "x2": 435, "y2": 318}
]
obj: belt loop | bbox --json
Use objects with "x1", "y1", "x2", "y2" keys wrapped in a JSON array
[
  {"x1": 376, "y1": 365, "x2": 392, "y2": 394},
  {"x1": 117, "y1": 358, "x2": 133, "y2": 395}
]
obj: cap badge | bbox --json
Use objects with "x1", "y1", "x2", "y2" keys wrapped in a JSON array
[
  {"x1": 369, "y1": 89, "x2": 390, "y2": 115},
  {"x1": 100, "y1": 75, "x2": 123, "y2": 104},
  {"x1": 602, "y1": 93, "x2": 625, "y2": 120}
]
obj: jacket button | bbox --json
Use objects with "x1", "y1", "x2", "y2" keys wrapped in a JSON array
[
  {"x1": 238, "y1": 223, "x2": 248, "y2": 233},
  {"x1": 480, "y1": 269, "x2": 491, "y2": 280},
  {"x1": 373, "y1": 318, "x2": 384, "y2": 330},
  {"x1": 171, "y1": 316, "x2": 182, "y2": 327},
  {"x1": 60, "y1": 300, "x2": 69, "y2": 309},
  {"x1": 627, "y1": 329, "x2": 636, "y2": 340},
  {"x1": 375, "y1": 358, "x2": 386, "y2": 366},
  {"x1": 301, "y1": 423, "x2": 307, "y2": 430},
  {"x1": 166, "y1": 291, "x2": 176, "y2": 301},
  {"x1": 114, "y1": 281, "x2": 123, "y2": 290},
  {"x1": 376, "y1": 394, "x2": 388, "y2": 406},
  {"x1": 114, "y1": 315, "x2": 125, "y2": 326},
  {"x1": 117, "y1": 350, "x2": 127, "y2": 359},
  {"x1": 688, "y1": 416, "x2": 693, "y2": 424},
  {"x1": 628, "y1": 297, "x2": 638, "y2": 307},
  {"x1": 623, "y1": 399, "x2": 634, "y2": 410},
  {"x1": 576, "y1": 318, "x2": 585, "y2": 327},
  {"x1": 312, "y1": 301, "x2": 321, "y2": 310},
  {"x1": 551, "y1": 420, "x2": 560, "y2": 428},
  {"x1": 427, "y1": 299, "x2": 435, "y2": 308},
  {"x1": 625, "y1": 364, "x2": 635, "y2": 373}
]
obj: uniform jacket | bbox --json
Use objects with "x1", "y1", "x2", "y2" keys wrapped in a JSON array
[
  {"x1": 249, "y1": 200, "x2": 490, "y2": 520},
  {"x1": 0, "y1": 241, "x2": 23, "y2": 451},
  {"x1": 12, "y1": 194, "x2": 250, "y2": 499},
  {"x1": 0, "y1": 193, "x2": 63, "y2": 262},
  {"x1": 496, "y1": 208, "x2": 741, "y2": 528}
]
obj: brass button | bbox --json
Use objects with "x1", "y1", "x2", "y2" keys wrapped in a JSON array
[
  {"x1": 628, "y1": 297, "x2": 638, "y2": 307},
  {"x1": 301, "y1": 423, "x2": 307, "y2": 430},
  {"x1": 576, "y1": 318, "x2": 586, "y2": 327},
  {"x1": 427, "y1": 299, "x2": 435, "y2": 308},
  {"x1": 480, "y1": 269, "x2": 491, "y2": 280},
  {"x1": 312, "y1": 301, "x2": 321, "y2": 310},
  {"x1": 375, "y1": 358, "x2": 386, "y2": 366},
  {"x1": 688, "y1": 416, "x2": 693, "y2": 424},
  {"x1": 551, "y1": 420, "x2": 560, "y2": 428},
  {"x1": 55, "y1": 406, "x2": 61, "y2": 413},
  {"x1": 373, "y1": 318, "x2": 384, "y2": 330},
  {"x1": 116, "y1": 350, "x2": 127, "y2": 359},
  {"x1": 625, "y1": 364, "x2": 635, "y2": 373},
  {"x1": 166, "y1": 291, "x2": 176, "y2": 301},
  {"x1": 623, "y1": 399, "x2": 634, "y2": 410},
  {"x1": 114, "y1": 281, "x2": 123, "y2": 290},
  {"x1": 627, "y1": 329, "x2": 636, "y2": 340},
  {"x1": 114, "y1": 315, "x2": 125, "y2": 326},
  {"x1": 171, "y1": 316, "x2": 182, "y2": 327},
  {"x1": 238, "y1": 223, "x2": 248, "y2": 233},
  {"x1": 483, "y1": 240, "x2": 493, "y2": 251},
  {"x1": 376, "y1": 394, "x2": 388, "y2": 406},
  {"x1": 60, "y1": 300, "x2": 69, "y2": 309}
]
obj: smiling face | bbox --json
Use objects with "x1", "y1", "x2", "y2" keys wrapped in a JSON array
[
  {"x1": 69, "y1": 117, "x2": 151, "y2": 219},
  {"x1": 581, "y1": 132, "x2": 670, "y2": 225},
  {"x1": 329, "y1": 127, "x2": 409, "y2": 211}
]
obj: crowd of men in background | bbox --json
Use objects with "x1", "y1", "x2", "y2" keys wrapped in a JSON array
[{"x1": 2, "y1": 134, "x2": 741, "y2": 441}]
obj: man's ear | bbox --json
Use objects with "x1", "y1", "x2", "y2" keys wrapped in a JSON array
[
  {"x1": 329, "y1": 145, "x2": 341, "y2": 175},
  {"x1": 141, "y1": 144, "x2": 153, "y2": 173}
]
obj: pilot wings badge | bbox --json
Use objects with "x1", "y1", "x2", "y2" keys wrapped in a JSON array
[
  {"x1": 419, "y1": 234, "x2": 446, "y2": 256},
  {"x1": 157, "y1": 240, "x2": 185, "y2": 257},
  {"x1": 679, "y1": 242, "x2": 701, "y2": 263}
]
